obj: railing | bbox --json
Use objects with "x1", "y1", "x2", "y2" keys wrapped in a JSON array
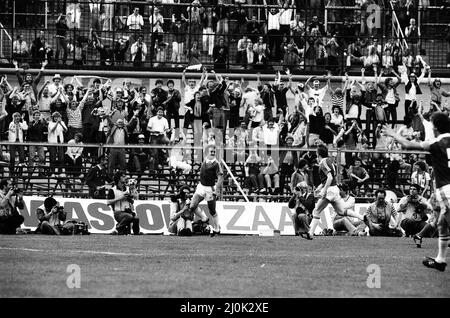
[
  {"x1": 0, "y1": 141, "x2": 433, "y2": 202},
  {"x1": 0, "y1": 22, "x2": 12, "y2": 59},
  {"x1": 0, "y1": 0, "x2": 448, "y2": 73},
  {"x1": 389, "y1": 0, "x2": 408, "y2": 53}
]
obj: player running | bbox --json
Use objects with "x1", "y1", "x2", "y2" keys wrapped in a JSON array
[
  {"x1": 188, "y1": 144, "x2": 224, "y2": 237},
  {"x1": 304, "y1": 145, "x2": 365, "y2": 240},
  {"x1": 383, "y1": 111, "x2": 450, "y2": 271}
]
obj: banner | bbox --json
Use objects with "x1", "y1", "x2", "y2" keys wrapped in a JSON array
[{"x1": 20, "y1": 197, "x2": 379, "y2": 235}]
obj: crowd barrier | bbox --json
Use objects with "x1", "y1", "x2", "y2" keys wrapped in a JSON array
[{"x1": 19, "y1": 196, "x2": 401, "y2": 235}]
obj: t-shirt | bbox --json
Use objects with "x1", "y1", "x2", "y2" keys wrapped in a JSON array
[
  {"x1": 319, "y1": 157, "x2": 337, "y2": 186},
  {"x1": 421, "y1": 133, "x2": 450, "y2": 188},
  {"x1": 200, "y1": 159, "x2": 223, "y2": 186},
  {"x1": 147, "y1": 115, "x2": 169, "y2": 134}
]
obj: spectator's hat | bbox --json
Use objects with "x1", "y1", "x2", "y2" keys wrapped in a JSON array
[
  {"x1": 52, "y1": 74, "x2": 62, "y2": 81},
  {"x1": 51, "y1": 111, "x2": 61, "y2": 118},
  {"x1": 297, "y1": 83, "x2": 305, "y2": 89},
  {"x1": 138, "y1": 134, "x2": 145, "y2": 140},
  {"x1": 313, "y1": 80, "x2": 320, "y2": 85},
  {"x1": 285, "y1": 134, "x2": 294, "y2": 142}
]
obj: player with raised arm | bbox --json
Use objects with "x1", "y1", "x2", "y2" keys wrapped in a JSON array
[
  {"x1": 383, "y1": 112, "x2": 450, "y2": 271},
  {"x1": 188, "y1": 144, "x2": 224, "y2": 237},
  {"x1": 304, "y1": 145, "x2": 365, "y2": 240}
]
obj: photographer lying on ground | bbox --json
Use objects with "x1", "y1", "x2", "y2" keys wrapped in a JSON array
[{"x1": 0, "y1": 178, "x2": 25, "y2": 234}]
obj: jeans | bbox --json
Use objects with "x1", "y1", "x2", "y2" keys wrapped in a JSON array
[{"x1": 384, "y1": 102, "x2": 398, "y2": 128}]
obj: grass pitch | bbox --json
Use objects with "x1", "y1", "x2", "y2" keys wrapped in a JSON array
[{"x1": 0, "y1": 235, "x2": 449, "y2": 298}]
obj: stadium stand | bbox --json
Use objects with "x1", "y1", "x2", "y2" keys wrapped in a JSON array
[{"x1": 0, "y1": 0, "x2": 449, "y2": 204}]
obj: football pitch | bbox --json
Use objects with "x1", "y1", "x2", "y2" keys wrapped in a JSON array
[{"x1": 0, "y1": 235, "x2": 449, "y2": 298}]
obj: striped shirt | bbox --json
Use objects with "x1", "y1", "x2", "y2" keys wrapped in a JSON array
[
  {"x1": 67, "y1": 106, "x2": 83, "y2": 129},
  {"x1": 331, "y1": 94, "x2": 344, "y2": 113}
]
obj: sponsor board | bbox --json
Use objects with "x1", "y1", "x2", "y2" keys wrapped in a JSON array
[{"x1": 20, "y1": 197, "x2": 388, "y2": 235}]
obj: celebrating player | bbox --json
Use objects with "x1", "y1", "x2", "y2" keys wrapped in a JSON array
[
  {"x1": 383, "y1": 112, "x2": 450, "y2": 271},
  {"x1": 188, "y1": 144, "x2": 224, "y2": 236},
  {"x1": 304, "y1": 145, "x2": 364, "y2": 240}
]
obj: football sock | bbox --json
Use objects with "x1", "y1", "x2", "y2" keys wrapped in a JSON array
[
  {"x1": 436, "y1": 235, "x2": 450, "y2": 263},
  {"x1": 212, "y1": 214, "x2": 220, "y2": 232},
  {"x1": 308, "y1": 217, "x2": 320, "y2": 237}
]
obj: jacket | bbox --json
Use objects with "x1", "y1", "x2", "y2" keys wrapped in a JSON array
[
  {"x1": 8, "y1": 121, "x2": 28, "y2": 142},
  {"x1": 131, "y1": 42, "x2": 147, "y2": 62}
]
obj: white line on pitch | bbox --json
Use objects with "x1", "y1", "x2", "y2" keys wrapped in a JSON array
[{"x1": 0, "y1": 247, "x2": 144, "y2": 257}]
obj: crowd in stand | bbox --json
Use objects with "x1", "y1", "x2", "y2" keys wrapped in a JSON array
[
  {"x1": 1, "y1": 49, "x2": 449, "y2": 200},
  {"x1": 7, "y1": 0, "x2": 450, "y2": 71}
]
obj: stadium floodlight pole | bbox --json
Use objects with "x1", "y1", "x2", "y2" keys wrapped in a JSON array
[{"x1": 221, "y1": 159, "x2": 250, "y2": 203}]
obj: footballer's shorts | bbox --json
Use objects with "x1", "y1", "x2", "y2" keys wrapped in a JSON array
[
  {"x1": 195, "y1": 183, "x2": 215, "y2": 201},
  {"x1": 324, "y1": 185, "x2": 341, "y2": 203},
  {"x1": 435, "y1": 185, "x2": 450, "y2": 215}
]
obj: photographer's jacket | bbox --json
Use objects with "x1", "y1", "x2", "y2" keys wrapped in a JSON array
[{"x1": 108, "y1": 186, "x2": 133, "y2": 212}]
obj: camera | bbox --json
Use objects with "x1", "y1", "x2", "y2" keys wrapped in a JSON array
[{"x1": 11, "y1": 187, "x2": 21, "y2": 194}]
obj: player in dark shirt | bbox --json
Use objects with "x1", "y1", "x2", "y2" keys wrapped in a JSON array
[
  {"x1": 305, "y1": 145, "x2": 364, "y2": 240},
  {"x1": 383, "y1": 112, "x2": 450, "y2": 271},
  {"x1": 188, "y1": 144, "x2": 224, "y2": 236}
]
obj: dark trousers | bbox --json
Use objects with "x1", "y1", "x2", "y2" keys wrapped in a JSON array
[
  {"x1": 55, "y1": 37, "x2": 68, "y2": 64},
  {"x1": 48, "y1": 144, "x2": 65, "y2": 173},
  {"x1": 293, "y1": 213, "x2": 312, "y2": 235},
  {"x1": 9, "y1": 144, "x2": 25, "y2": 169},
  {"x1": 83, "y1": 124, "x2": 98, "y2": 157},
  {"x1": 0, "y1": 214, "x2": 24, "y2": 234},
  {"x1": 114, "y1": 211, "x2": 140, "y2": 234},
  {"x1": 400, "y1": 218, "x2": 427, "y2": 237},
  {"x1": 404, "y1": 100, "x2": 416, "y2": 122},
  {"x1": 280, "y1": 163, "x2": 294, "y2": 195},
  {"x1": 267, "y1": 29, "x2": 280, "y2": 60},
  {"x1": 385, "y1": 102, "x2": 398, "y2": 128},
  {"x1": 166, "y1": 107, "x2": 180, "y2": 129},
  {"x1": 64, "y1": 154, "x2": 83, "y2": 177},
  {"x1": 108, "y1": 149, "x2": 127, "y2": 176},
  {"x1": 365, "y1": 108, "x2": 375, "y2": 144}
]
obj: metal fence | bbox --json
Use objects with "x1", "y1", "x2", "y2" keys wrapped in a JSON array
[
  {"x1": 1, "y1": 1, "x2": 449, "y2": 72},
  {"x1": 0, "y1": 141, "x2": 431, "y2": 202}
]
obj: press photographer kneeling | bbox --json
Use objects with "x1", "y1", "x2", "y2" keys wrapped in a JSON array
[
  {"x1": 107, "y1": 171, "x2": 141, "y2": 235},
  {"x1": 0, "y1": 179, "x2": 25, "y2": 234},
  {"x1": 169, "y1": 185, "x2": 195, "y2": 236},
  {"x1": 36, "y1": 197, "x2": 74, "y2": 235}
]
